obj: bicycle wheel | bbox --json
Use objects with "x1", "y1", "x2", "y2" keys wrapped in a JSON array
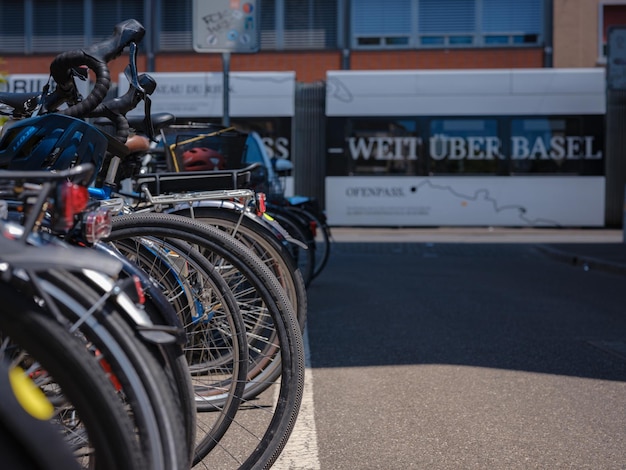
[
  {"x1": 0, "y1": 377, "x2": 79, "y2": 470},
  {"x1": 36, "y1": 269, "x2": 190, "y2": 470},
  {"x1": 0, "y1": 280, "x2": 145, "y2": 470},
  {"x1": 93, "y1": 240, "x2": 197, "y2": 459},
  {"x1": 286, "y1": 205, "x2": 332, "y2": 281},
  {"x1": 265, "y1": 207, "x2": 316, "y2": 288},
  {"x1": 172, "y1": 205, "x2": 308, "y2": 328},
  {"x1": 106, "y1": 212, "x2": 305, "y2": 470},
  {"x1": 110, "y1": 235, "x2": 248, "y2": 455},
  {"x1": 273, "y1": 195, "x2": 332, "y2": 281}
]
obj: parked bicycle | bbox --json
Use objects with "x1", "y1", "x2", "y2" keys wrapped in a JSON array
[{"x1": 0, "y1": 17, "x2": 307, "y2": 470}]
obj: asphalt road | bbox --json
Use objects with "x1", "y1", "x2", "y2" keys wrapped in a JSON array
[{"x1": 275, "y1": 238, "x2": 626, "y2": 469}]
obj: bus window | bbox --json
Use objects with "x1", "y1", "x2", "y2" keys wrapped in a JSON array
[
  {"x1": 510, "y1": 118, "x2": 590, "y2": 174},
  {"x1": 427, "y1": 119, "x2": 502, "y2": 175},
  {"x1": 345, "y1": 119, "x2": 421, "y2": 176}
]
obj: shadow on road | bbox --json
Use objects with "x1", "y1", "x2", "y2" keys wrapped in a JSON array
[{"x1": 306, "y1": 242, "x2": 626, "y2": 382}]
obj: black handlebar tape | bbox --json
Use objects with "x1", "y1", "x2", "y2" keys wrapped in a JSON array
[
  {"x1": 48, "y1": 19, "x2": 145, "y2": 118},
  {"x1": 50, "y1": 19, "x2": 145, "y2": 87},
  {"x1": 48, "y1": 52, "x2": 110, "y2": 117},
  {"x1": 108, "y1": 112, "x2": 131, "y2": 143},
  {"x1": 92, "y1": 73, "x2": 156, "y2": 116},
  {"x1": 83, "y1": 19, "x2": 145, "y2": 64},
  {"x1": 88, "y1": 104, "x2": 130, "y2": 143},
  {"x1": 88, "y1": 73, "x2": 156, "y2": 140}
]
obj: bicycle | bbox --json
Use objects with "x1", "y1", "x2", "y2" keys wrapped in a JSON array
[
  {"x1": 0, "y1": 238, "x2": 145, "y2": 470},
  {"x1": 121, "y1": 117, "x2": 310, "y2": 324},
  {"x1": 0, "y1": 19, "x2": 196, "y2": 467},
  {"x1": 0, "y1": 163, "x2": 194, "y2": 469},
  {"x1": 0, "y1": 18, "x2": 306, "y2": 469}
]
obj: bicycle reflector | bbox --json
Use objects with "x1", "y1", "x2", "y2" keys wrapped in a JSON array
[
  {"x1": 309, "y1": 219, "x2": 318, "y2": 238},
  {"x1": 255, "y1": 192, "x2": 266, "y2": 215},
  {"x1": 57, "y1": 181, "x2": 89, "y2": 231},
  {"x1": 131, "y1": 274, "x2": 145, "y2": 305},
  {"x1": 94, "y1": 349, "x2": 122, "y2": 392},
  {"x1": 82, "y1": 207, "x2": 112, "y2": 244}
]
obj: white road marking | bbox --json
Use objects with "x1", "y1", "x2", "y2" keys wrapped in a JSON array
[{"x1": 272, "y1": 325, "x2": 321, "y2": 469}]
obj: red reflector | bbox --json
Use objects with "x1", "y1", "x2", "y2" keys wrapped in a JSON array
[
  {"x1": 61, "y1": 182, "x2": 89, "y2": 229},
  {"x1": 256, "y1": 192, "x2": 266, "y2": 214},
  {"x1": 132, "y1": 275, "x2": 145, "y2": 305},
  {"x1": 82, "y1": 207, "x2": 112, "y2": 243},
  {"x1": 95, "y1": 349, "x2": 122, "y2": 392},
  {"x1": 309, "y1": 220, "x2": 317, "y2": 237}
]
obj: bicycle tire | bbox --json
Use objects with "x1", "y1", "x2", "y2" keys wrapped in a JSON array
[
  {"x1": 106, "y1": 212, "x2": 305, "y2": 470},
  {"x1": 37, "y1": 269, "x2": 190, "y2": 470},
  {"x1": 0, "y1": 280, "x2": 145, "y2": 470},
  {"x1": 273, "y1": 196, "x2": 332, "y2": 280},
  {"x1": 173, "y1": 205, "x2": 308, "y2": 328},
  {"x1": 109, "y1": 212, "x2": 302, "y2": 396},
  {"x1": 93, "y1": 240, "x2": 197, "y2": 458},
  {"x1": 0, "y1": 415, "x2": 78, "y2": 470},
  {"x1": 286, "y1": 205, "x2": 332, "y2": 280},
  {"x1": 110, "y1": 235, "x2": 248, "y2": 455},
  {"x1": 265, "y1": 208, "x2": 316, "y2": 288}
]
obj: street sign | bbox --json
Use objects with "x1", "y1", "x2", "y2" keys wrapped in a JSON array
[{"x1": 192, "y1": 0, "x2": 259, "y2": 53}]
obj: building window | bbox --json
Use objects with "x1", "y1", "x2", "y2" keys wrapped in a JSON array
[
  {"x1": 599, "y1": 1, "x2": 626, "y2": 62},
  {"x1": 352, "y1": 0, "x2": 544, "y2": 50},
  {"x1": 353, "y1": 0, "x2": 412, "y2": 48},
  {"x1": 0, "y1": 0, "x2": 548, "y2": 56},
  {"x1": 160, "y1": 0, "x2": 193, "y2": 51},
  {"x1": 92, "y1": 0, "x2": 144, "y2": 42},
  {"x1": 262, "y1": 0, "x2": 338, "y2": 50},
  {"x1": 481, "y1": 0, "x2": 542, "y2": 46},
  {"x1": 418, "y1": 0, "x2": 475, "y2": 47},
  {"x1": 284, "y1": 0, "x2": 338, "y2": 49},
  {"x1": 0, "y1": 0, "x2": 146, "y2": 54},
  {"x1": 0, "y1": 0, "x2": 26, "y2": 53},
  {"x1": 32, "y1": 0, "x2": 86, "y2": 52}
]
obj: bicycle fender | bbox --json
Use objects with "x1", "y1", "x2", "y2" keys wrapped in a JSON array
[{"x1": 0, "y1": 237, "x2": 122, "y2": 277}]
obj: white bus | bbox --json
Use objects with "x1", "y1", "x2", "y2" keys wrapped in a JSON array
[{"x1": 325, "y1": 68, "x2": 606, "y2": 227}]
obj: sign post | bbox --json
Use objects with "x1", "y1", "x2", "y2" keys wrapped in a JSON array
[{"x1": 192, "y1": 0, "x2": 259, "y2": 126}]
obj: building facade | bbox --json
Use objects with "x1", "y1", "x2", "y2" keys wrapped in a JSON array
[
  {"x1": 553, "y1": 0, "x2": 626, "y2": 68},
  {"x1": 3, "y1": 0, "x2": 620, "y2": 82},
  {"x1": 2, "y1": 0, "x2": 626, "y2": 227}
]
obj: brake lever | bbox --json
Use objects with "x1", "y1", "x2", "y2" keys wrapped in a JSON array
[
  {"x1": 87, "y1": 71, "x2": 157, "y2": 145},
  {"x1": 122, "y1": 60, "x2": 157, "y2": 140},
  {"x1": 90, "y1": 70, "x2": 156, "y2": 118},
  {"x1": 120, "y1": 42, "x2": 155, "y2": 139},
  {"x1": 0, "y1": 92, "x2": 41, "y2": 118},
  {"x1": 70, "y1": 66, "x2": 89, "y2": 82},
  {"x1": 125, "y1": 42, "x2": 144, "y2": 93},
  {"x1": 143, "y1": 95, "x2": 155, "y2": 141}
]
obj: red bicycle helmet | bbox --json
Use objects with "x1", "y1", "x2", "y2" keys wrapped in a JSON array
[{"x1": 182, "y1": 147, "x2": 225, "y2": 171}]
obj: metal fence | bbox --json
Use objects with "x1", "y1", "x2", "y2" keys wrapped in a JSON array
[{"x1": 293, "y1": 81, "x2": 327, "y2": 209}]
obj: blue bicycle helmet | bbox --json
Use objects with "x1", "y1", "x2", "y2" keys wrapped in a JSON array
[{"x1": 0, "y1": 114, "x2": 108, "y2": 183}]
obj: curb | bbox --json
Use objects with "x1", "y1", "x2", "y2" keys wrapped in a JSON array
[{"x1": 535, "y1": 245, "x2": 626, "y2": 277}]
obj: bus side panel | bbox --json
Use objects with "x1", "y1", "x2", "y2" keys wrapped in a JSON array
[{"x1": 326, "y1": 175, "x2": 605, "y2": 227}]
